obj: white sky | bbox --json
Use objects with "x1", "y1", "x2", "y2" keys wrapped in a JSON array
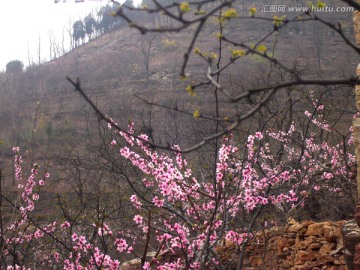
[{"x1": 0, "y1": 0, "x2": 134, "y2": 71}]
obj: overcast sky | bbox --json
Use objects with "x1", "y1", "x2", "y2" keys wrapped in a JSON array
[{"x1": 0, "y1": 0, "x2": 114, "y2": 71}]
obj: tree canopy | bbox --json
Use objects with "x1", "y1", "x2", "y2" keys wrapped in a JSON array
[{"x1": 5, "y1": 60, "x2": 23, "y2": 73}]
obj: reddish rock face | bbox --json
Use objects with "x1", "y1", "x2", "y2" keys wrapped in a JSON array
[
  {"x1": 216, "y1": 219, "x2": 347, "y2": 269},
  {"x1": 123, "y1": 220, "x2": 349, "y2": 269},
  {"x1": 355, "y1": 203, "x2": 360, "y2": 227},
  {"x1": 304, "y1": 223, "x2": 321, "y2": 236},
  {"x1": 354, "y1": 244, "x2": 360, "y2": 267}
]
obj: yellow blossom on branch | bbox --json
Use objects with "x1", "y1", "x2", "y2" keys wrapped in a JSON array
[
  {"x1": 230, "y1": 48, "x2": 246, "y2": 59},
  {"x1": 180, "y1": 2, "x2": 191, "y2": 13},
  {"x1": 186, "y1": 85, "x2": 196, "y2": 96},
  {"x1": 249, "y1": 7, "x2": 256, "y2": 17},
  {"x1": 193, "y1": 109, "x2": 201, "y2": 118},
  {"x1": 223, "y1": 8, "x2": 238, "y2": 19}
]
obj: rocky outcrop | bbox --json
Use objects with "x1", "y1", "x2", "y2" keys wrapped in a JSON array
[
  {"x1": 120, "y1": 220, "x2": 350, "y2": 269},
  {"x1": 342, "y1": 220, "x2": 360, "y2": 270},
  {"x1": 218, "y1": 219, "x2": 348, "y2": 269}
]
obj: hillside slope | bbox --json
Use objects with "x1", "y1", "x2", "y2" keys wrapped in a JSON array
[{"x1": 0, "y1": 2, "x2": 357, "y2": 189}]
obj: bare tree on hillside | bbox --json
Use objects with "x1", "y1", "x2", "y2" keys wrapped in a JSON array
[
  {"x1": 140, "y1": 33, "x2": 157, "y2": 80},
  {"x1": 312, "y1": 20, "x2": 327, "y2": 69}
]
